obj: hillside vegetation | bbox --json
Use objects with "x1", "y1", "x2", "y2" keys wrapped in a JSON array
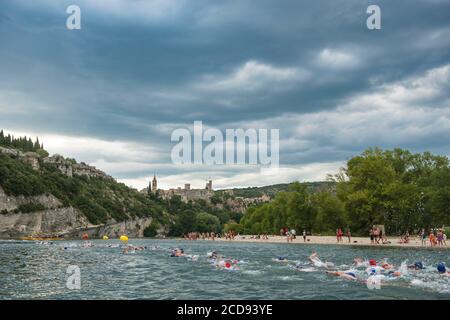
[
  {"x1": 239, "y1": 148, "x2": 450, "y2": 236},
  {"x1": 231, "y1": 181, "x2": 335, "y2": 198},
  {"x1": 0, "y1": 153, "x2": 163, "y2": 225}
]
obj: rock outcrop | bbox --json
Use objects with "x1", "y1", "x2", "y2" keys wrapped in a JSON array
[
  {"x1": 69, "y1": 217, "x2": 155, "y2": 238},
  {"x1": 0, "y1": 147, "x2": 40, "y2": 170},
  {"x1": 43, "y1": 154, "x2": 112, "y2": 179},
  {"x1": 0, "y1": 186, "x2": 157, "y2": 238},
  {"x1": 0, "y1": 207, "x2": 90, "y2": 238},
  {"x1": 0, "y1": 186, "x2": 61, "y2": 213}
]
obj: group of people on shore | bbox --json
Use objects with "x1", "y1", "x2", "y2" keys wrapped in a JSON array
[
  {"x1": 369, "y1": 227, "x2": 389, "y2": 244},
  {"x1": 249, "y1": 234, "x2": 269, "y2": 240},
  {"x1": 371, "y1": 227, "x2": 447, "y2": 247},
  {"x1": 281, "y1": 228, "x2": 308, "y2": 243},
  {"x1": 182, "y1": 232, "x2": 216, "y2": 241},
  {"x1": 336, "y1": 228, "x2": 352, "y2": 243},
  {"x1": 419, "y1": 228, "x2": 447, "y2": 247},
  {"x1": 179, "y1": 226, "x2": 448, "y2": 248}
]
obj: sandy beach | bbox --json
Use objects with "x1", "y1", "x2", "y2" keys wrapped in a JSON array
[{"x1": 202, "y1": 235, "x2": 450, "y2": 249}]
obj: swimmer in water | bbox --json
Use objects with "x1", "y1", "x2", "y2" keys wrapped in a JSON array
[
  {"x1": 381, "y1": 260, "x2": 394, "y2": 270},
  {"x1": 326, "y1": 270, "x2": 357, "y2": 281},
  {"x1": 437, "y1": 263, "x2": 450, "y2": 276},
  {"x1": 366, "y1": 260, "x2": 383, "y2": 275},
  {"x1": 353, "y1": 257, "x2": 368, "y2": 267},
  {"x1": 309, "y1": 251, "x2": 318, "y2": 262},
  {"x1": 387, "y1": 270, "x2": 402, "y2": 277},
  {"x1": 275, "y1": 256, "x2": 289, "y2": 263},
  {"x1": 207, "y1": 251, "x2": 218, "y2": 259},
  {"x1": 309, "y1": 251, "x2": 334, "y2": 268},
  {"x1": 170, "y1": 248, "x2": 185, "y2": 257},
  {"x1": 122, "y1": 246, "x2": 135, "y2": 254},
  {"x1": 407, "y1": 261, "x2": 424, "y2": 270}
]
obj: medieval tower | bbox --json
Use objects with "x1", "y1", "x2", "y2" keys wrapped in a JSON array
[{"x1": 151, "y1": 174, "x2": 158, "y2": 192}]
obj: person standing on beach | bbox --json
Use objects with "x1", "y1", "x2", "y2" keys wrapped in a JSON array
[
  {"x1": 336, "y1": 228, "x2": 343, "y2": 243},
  {"x1": 437, "y1": 230, "x2": 443, "y2": 246},
  {"x1": 420, "y1": 229, "x2": 426, "y2": 246},
  {"x1": 429, "y1": 231, "x2": 436, "y2": 247},
  {"x1": 346, "y1": 229, "x2": 351, "y2": 243},
  {"x1": 370, "y1": 228, "x2": 374, "y2": 244},
  {"x1": 303, "y1": 230, "x2": 307, "y2": 242}
]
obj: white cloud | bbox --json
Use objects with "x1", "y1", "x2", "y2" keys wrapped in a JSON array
[
  {"x1": 0, "y1": 128, "x2": 165, "y2": 171},
  {"x1": 316, "y1": 48, "x2": 360, "y2": 70},
  {"x1": 197, "y1": 60, "x2": 309, "y2": 92},
  {"x1": 251, "y1": 63, "x2": 450, "y2": 155}
]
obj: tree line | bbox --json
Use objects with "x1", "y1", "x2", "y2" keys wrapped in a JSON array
[
  {"x1": 239, "y1": 148, "x2": 450, "y2": 236},
  {"x1": 0, "y1": 129, "x2": 44, "y2": 152}
]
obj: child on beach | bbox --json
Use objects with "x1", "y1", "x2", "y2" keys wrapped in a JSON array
[
  {"x1": 437, "y1": 230, "x2": 444, "y2": 246},
  {"x1": 429, "y1": 232, "x2": 437, "y2": 246}
]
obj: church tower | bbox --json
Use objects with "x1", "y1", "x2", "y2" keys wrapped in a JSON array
[
  {"x1": 151, "y1": 174, "x2": 158, "y2": 192},
  {"x1": 205, "y1": 179, "x2": 212, "y2": 191}
]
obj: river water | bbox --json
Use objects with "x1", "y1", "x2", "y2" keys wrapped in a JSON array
[{"x1": 0, "y1": 239, "x2": 449, "y2": 299}]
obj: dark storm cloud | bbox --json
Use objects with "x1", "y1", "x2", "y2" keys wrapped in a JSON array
[{"x1": 1, "y1": 0, "x2": 450, "y2": 188}]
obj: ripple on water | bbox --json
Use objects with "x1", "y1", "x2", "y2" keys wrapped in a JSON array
[{"x1": 0, "y1": 239, "x2": 449, "y2": 299}]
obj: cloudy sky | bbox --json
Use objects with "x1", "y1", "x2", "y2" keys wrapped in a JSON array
[{"x1": 1, "y1": 0, "x2": 450, "y2": 190}]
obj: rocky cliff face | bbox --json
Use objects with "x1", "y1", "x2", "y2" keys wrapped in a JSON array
[
  {"x1": 0, "y1": 206, "x2": 90, "y2": 238},
  {"x1": 0, "y1": 185, "x2": 90, "y2": 237},
  {"x1": 0, "y1": 186, "x2": 158, "y2": 238},
  {"x1": 0, "y1": 147, "x2": 112, "y2": 179},
  {"x1": 43, "y1": 154, "x2": 113, "y2": 179},
  {"x1": 69, "y1": 217, "x2": 156, "y2": 238},
  {"x1": 0, "y1": 186, "x2": 61, "y2": 212}
]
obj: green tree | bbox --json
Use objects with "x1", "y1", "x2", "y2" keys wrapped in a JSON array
[{"x1": 196, "y1": 212, "x2": 221, "y2": 233}]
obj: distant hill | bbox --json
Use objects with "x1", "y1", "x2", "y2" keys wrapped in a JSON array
[
  {"x1": 0, "y1": 151, "x2": 163, "y2": 225},
  {"x1": 229, "y1": 181, "x2": 335, "y2": 198},
  {"x1": 0, "y1": 130, "x2": 245, "y2": 238}
]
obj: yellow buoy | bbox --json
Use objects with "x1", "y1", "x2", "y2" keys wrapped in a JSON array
[
  {"x1": 119, "y1": 235, "x2": 129, "y2": 242},
  {"x1": 102, "y1": 235, "x2": 109, "y2": 240}
]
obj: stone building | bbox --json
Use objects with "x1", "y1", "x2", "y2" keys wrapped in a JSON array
[{"x1": 146, "y1": 175, "x2": 214, "y2": 203}]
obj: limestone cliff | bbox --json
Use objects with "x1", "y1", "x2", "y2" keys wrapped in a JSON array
[
  {"x1": 0, "y1": 186, "x2": 165, "y2": 238},
  {"x1": 68, "y1": 216, "x2": 158, "y2": 239}
]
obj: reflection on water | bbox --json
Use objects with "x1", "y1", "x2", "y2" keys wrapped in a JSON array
[{"x1": 0, "y1": 239, "x2": 449, "y2": 300}]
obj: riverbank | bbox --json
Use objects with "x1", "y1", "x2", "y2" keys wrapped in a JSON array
[
  {"x1": 196, "y1": 235, "x2": 449, "y2": 249},
  {"x1": 4, "y1": 235, "x2": 448, "y2": 250}
]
